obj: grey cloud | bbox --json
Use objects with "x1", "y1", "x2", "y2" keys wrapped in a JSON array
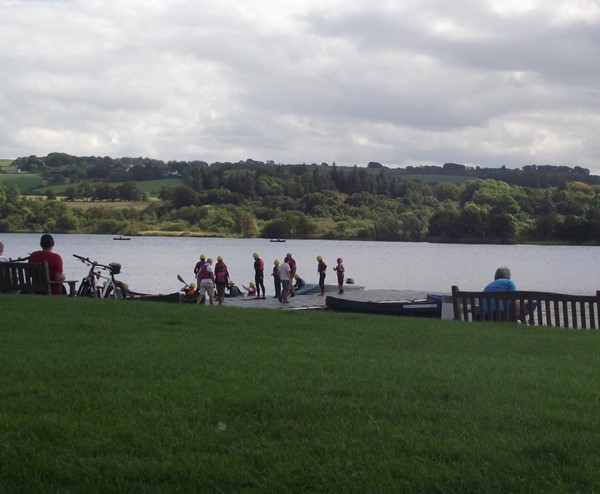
[{"x1": 0, "y1": 0, "x2": 599, "y2": 172}]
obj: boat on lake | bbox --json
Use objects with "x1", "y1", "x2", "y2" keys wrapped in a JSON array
[
  {"x1": 113, "y1": 235, "x2": 131, "y2": 241},
  {"x1": 325, "y1": 294, "x2": 443, "y2": 318},
  {"x1": 269, "y1": 238, "x2": 286, "y2": 242}
]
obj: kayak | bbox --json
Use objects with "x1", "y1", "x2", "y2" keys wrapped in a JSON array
[
  {"x1": 128, "y1": 291, "x2": 200, "y2": 303},
  {"x1": 325, "y1": 294, "x2": 443, "y2": 318}
]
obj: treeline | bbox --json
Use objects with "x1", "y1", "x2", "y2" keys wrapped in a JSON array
[
  {"x1": 11, "y1": 152, "x2": 599, "y2": 190},
  {"x1": 2, "y1": 167, "x2": 600, "y2": 243}
]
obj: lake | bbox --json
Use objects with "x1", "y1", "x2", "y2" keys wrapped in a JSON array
[{"x1": 2, "y1": 233, "x2": 599, "y2": 295}]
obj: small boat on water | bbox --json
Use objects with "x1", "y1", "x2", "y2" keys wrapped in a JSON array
[
  {"x1": 325, "y1": 294, "x2": 443, "y2": 318},
  {"x1": 113, "y1": 235, "x2": 131, "y2": 241},
  {"x1": 269, "y1": 238, "x2": 286, "y2": 242}
]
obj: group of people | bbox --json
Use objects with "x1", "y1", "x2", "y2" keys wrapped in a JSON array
[{"x1": 190, "y1": 252, "x2": 347, "y2": 305}]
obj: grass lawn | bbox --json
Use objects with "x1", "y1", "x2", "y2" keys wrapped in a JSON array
[{"x1": 1, "y1": 295, "x2": 600, "y2": 492}]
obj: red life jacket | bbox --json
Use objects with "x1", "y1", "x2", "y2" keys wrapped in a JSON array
[
  {"x1": 215, "y1": 261, "x2": 228, "y2": 283},
  {"x1": 199, "y1": 263, "x2": 212, "y2": 280}
]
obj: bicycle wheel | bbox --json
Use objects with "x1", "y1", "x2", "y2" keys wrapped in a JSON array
[
  {"x1": 77, "y1": 279, "x2": 94, "y2": 297},
  {"x1": 104, "y1": 283, "x2": 125, "y2": 299}
]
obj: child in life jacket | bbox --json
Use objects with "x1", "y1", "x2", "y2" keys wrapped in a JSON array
[{"x1": 243, "y1": 282, "x2": 257, "y2": 297}]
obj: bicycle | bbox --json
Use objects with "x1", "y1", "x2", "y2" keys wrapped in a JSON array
[{"x1": 73, "y1": 254, "x2": 128, "y2": 299}]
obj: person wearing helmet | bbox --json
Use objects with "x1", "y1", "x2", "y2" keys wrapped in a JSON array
[
  {"x1": 252, "y1": 252, "x2": 265, "y2": 299},
  {"x1": 29, "y1": 234, "x2": 65, "y2": 295},
  {"x1": 243, "y1": 281, "x2": 257, "y2": 297},
  {"x1": 226, "y1": 280, "x2": 242, "y2": 297},
  {"x1": 271, "y1": 259, "x2": 281, "y2": 299},
  {"x1": 214, "y1": 256, "x2": 229, "y2": 305},
  {"x1": 194, "y1": 253, "x2": 206, "y2": 284},
  {"x1": 317, "y1": 255, "x2": 327, "y2": 296},
  {"x1": 293, "y1": 273, "x2": 306, "y2": 290}
]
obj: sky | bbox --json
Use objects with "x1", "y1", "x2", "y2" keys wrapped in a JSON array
[{"x1": 1, "y1": 0, "x2": 600, "y2": 172}]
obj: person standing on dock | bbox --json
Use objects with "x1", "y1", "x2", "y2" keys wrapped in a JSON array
[
  {"x1": 252, "y1": 252, "x2": 266, "y2": 299},
  {"x1": 279, "y1": 256, "x2": 292, "y2": 304},
  {"x1": 272, "y1": 259, "x2": 281, "y2": 299},
  {"x1": 194, "y1": 254, "x2": 206, "y2": 285},
  {"x1": 333, "y1": 257, "x2": 345, "y2": 294},
  {"x1": 317, "y1": 255, "x2": 327, "y2": 296},
  {"x1": 197, "y1": 258, "x2": 215, "y2": 305},
  {"x1": 287, "y1": 253, "x2": 297, "y2": 297},
  {"x1": 214, "y1": 256, "x2": 229, "y2": 305}
]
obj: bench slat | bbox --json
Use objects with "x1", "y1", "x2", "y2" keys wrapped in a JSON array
[{"x1": 452, "y1": 286, "x2": 600, "y2": 330}]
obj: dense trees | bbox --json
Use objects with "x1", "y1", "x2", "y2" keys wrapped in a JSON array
[{"x1": 3, "y1": 154, "x2": 600, "y2": 243}]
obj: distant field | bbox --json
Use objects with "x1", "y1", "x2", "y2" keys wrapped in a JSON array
[
  {"x1": 28, "y1": 177, "x2": 184, "y2": 197},
  {"x1": 128, "y1": 177, "x2": 184, "y2": 194},
  {"x1": 397, "y1": 173, "x2": 471, "y2": 184},
  {"x1": 0, "y1": 159, "x2": 13, "y2": 168},
  {"x1": 68, "y1": 200, "x2": 151, "y2": 210},
  {"x1": 0, "y1": 173, "x2": 43, "y2": 192}
]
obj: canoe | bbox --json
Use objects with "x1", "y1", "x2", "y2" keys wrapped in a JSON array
[
  {"x1": 113, "y1": 236, "x2": 131, "y2": 241},
  {"x1": 128, "y1": 291, "x2": 200, "y2": 303},
  {"x1": 269, "y1": 238, "x2": 286, "y2": 242},
  {"x1": 325, "y1": 294, "x2": 443, "y2": 318}
]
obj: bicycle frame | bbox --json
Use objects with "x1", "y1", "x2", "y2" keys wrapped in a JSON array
[{"x1": 74, "y1": 254, "x2": 126, "y2": 299}]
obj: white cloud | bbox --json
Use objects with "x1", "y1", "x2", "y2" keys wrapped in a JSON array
[{"x1": 0, "y1": 0, "x2": 599, "y2": 172}]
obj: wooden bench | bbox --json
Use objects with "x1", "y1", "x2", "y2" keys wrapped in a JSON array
[
  {"x1": 0, "y1": 261, "x2": 77, "y2": 296},
  {"x1": 451, "y1": 285, "x2": 600, "y2": 329}
]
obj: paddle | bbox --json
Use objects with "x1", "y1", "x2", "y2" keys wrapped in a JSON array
[{"x1": 177, "y1": 274, "x2": 189, "y2": 287}]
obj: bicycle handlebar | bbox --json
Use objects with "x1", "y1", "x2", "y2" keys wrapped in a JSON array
[{"x1": 73, "y1": 254, "x2": 113, "y2": 272}]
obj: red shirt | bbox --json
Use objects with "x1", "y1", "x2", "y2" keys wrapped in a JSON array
[{"x1": 29, "y1": 250, "x2": 64, "y2": 295}]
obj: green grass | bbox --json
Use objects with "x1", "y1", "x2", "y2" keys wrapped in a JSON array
[
  {"x1": 1, "y1": 296, "x2": 600, "y2": 492},
  {"x1": 30, "y1": 177, "x2": 185, "y2": 197},
  {"x1": 0, "y1": 172, "x2": 43, "y2": 191}
]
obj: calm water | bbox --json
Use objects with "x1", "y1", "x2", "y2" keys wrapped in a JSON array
[{"x1": 2, "y1": 233, "x2": 599, "y2": 295}]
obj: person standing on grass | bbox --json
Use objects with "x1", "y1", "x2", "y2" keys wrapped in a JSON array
[
  {"x1": 252, "y1": 252, "x2": 266, "y2": 299},
  {"x1": 279, "y1": 256, "x2": 292, "y2": 304},
  {"x1": 333, "y1": 257, "x2": 345, "y2": 294},
  {"x1": 28, "y1": 234, "x2": 65, "y2": 295},
  {"x1": 317, "y1": 255, "x2": 327, "y2": 296},
  {"x1": 287, "y1": 252, "x2": 297, "y2": 297},
  {"x1": 214, "y1": 256, "x2": 229, "y2": 305},
  {"x1": 272, "y1": 259, "x2": 281, "y2": 299}
]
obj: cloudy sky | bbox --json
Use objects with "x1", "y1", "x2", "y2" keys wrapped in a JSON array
[{"x1": 2, "y1": 0, "x2": 600, "y2": 172}]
